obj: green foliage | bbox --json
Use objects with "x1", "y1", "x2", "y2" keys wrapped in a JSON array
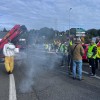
[
  {"x1": 86, "y1": 29, "x2": 98, "y2": 38},
  {"x1": 3, "y1": 28, "x2": 7, "y2": 32},
  {"x1": 97, "y1": 29, "x2": 100, "y2": 36},
  {"x1": 70, "y1": 28, "x2": 76, "y2": 35},
  {"x1": 84, "y1": 35, "x2": 90, "y2": 43}
]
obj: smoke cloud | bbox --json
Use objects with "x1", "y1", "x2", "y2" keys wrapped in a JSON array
[{"x1": 17, "y1": 44, "x2": 62, "y2": 93}]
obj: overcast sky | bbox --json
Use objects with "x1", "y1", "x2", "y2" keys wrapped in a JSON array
[{"x1": 0, "y1": 0, "x2": 100, "y2": 31}]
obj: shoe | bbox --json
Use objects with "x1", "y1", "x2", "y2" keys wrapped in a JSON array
[
  {"x1": 78, "y1": 78, "x2": 84, "y2": 81},
  {"x1": 89, "y1": 65, "x2": 91, "y2": 68},
  {"x1": 68, "y1": 72, "x2": 72, "y2": 75},
  {"x1": 7, "y1": 71, "x2": 10, "y2": 74},
  {"x1": 72, "y1": 77, "x2": 76, "y2": 80},
  {"x1": 90, "y1": 74, "x2": 96, "y2": 77},
  {"x1": 7, "y1": 71, "x2": 12, "y2": 74},
  {"x1": 88, "y1": 72, "x2": 92, "y2": 75}
]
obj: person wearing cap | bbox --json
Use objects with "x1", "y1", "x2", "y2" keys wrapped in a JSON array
[
  {"x1": 70, "y1": 39, "x2": 84, "y2": 80},
  {"x1": 3, "y1": 39, "x2": 15, "y2": 74},
  {"x1": 87, "y1": 40, "x2": 97, "y2": 76}
]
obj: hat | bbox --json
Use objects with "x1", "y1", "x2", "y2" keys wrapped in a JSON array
[
  {"x1": 75, "y1": 38, "x2": 81, "y2": 43},
  {"x1": 90, "y1": 40, "x2": 95, "y2": 43}
]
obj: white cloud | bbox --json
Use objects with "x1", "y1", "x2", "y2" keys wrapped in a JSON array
[{"x1": 0, "y1": 0, "x2": 100, "y2": 31}]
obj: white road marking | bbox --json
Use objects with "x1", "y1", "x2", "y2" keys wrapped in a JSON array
[
  {"x1": 57, "y1": 70, "x2": 100, "y2": 80},
  {"x1": 82, "y1": 71, "x2": 100, "y2": 79},
  {"x1": 9, "y1": 74, "x2": 17, "y2": 100},
  {"x1": 82, "y1": 71, "x2": 89, "y2": 74},
  {"x1": 95, "y1": 75, "x2": 100, "y2": 79}
]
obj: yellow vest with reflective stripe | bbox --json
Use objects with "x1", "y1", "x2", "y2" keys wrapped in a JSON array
[
  {"x1": 97, "y1": 46, "x2": 100, "y2": 58},
  {"x1": 87, "y1": 44, "x2": 97, "y2": 59}
]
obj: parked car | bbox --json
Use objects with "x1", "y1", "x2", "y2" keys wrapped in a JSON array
[{"x1": 82, "y1": 44, "x2": 88, "y2": 61}]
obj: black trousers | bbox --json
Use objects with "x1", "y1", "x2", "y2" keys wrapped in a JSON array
[
  {"x1": 88, "y1": 58, "x2": 96, "y2": 75},
  {"x1": 95, "y1": 57, "x2": 100, "y2": 69},
  {"x1": 68, "y1": 54, "x2": 73, "y2": 72}
]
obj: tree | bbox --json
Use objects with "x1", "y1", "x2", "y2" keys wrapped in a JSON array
[
  {"x1": 70, "y1": 28, "x2": 76, "y2": 35},
  {"x1": 97, "y1": 29, "x2": 100, "y2": 36},
  {"x1": 87, "y1": 29, "x2": 97, "y2": 38},
  {"x1": 3, "y1": 28, "x2": 7, "y2": 32}
]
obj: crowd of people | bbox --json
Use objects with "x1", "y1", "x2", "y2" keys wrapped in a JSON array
[
  {"x1": 3, "y1": 37, "x2": 100, "y2": 80},
  {"x1": 68, "y1": 39, "x2": 100, "y2": 81},
  {"x1": 44, "y1": 38, "x2": 100, "y2": 81}
]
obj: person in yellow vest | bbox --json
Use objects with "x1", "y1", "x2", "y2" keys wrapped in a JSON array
[
  {"x1": 87, "y1": 40, "x2": 97, "y2": 76},
  {"x1": 69, "y1": 40, "x2": 72, "y2": 46},
  {"x1": 3, "y1": 39, "x2": 15, "y2": 74},
  {"x1": 95, "y1": 40, "x2": 100, "y2": 70},
  {"x1": 58, "y1": 41, "x2": 68, "y2": 66},
  {"x1": 67, "y1": 40, "x2": 73, "y2": 75},
  {"x1": 44, "y1": 43, "x2": 49, "y2": 51}
]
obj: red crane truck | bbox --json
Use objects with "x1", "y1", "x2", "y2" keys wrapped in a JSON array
[{"x1": 0, "y1": 25, "x2": 27, "y2": 62}]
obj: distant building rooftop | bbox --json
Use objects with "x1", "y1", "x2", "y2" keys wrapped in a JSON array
[{"x1": 76, "y1": 28, "x2": 86, "y2": 36}]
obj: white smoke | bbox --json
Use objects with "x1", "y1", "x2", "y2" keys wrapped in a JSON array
[{"x1": 17, "y1": 44, "x2": 62, "y2": 93}]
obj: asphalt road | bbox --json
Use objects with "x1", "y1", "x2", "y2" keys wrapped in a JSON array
[
  {"x1": 0, "y1": 64, "x2": 9, "y2": 100},
  {"x1": 0, "y1": 50, "x2": 100, "y2": 100},
  {"x1": 14, "y1": 63, "x2": 100, "y2": 100}
]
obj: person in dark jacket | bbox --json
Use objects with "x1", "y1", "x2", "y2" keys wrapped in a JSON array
[
  {"x1": 95, "y1": 40, "x2": 100, "y2": 70},
  {"x1": 67, "y1": 41, "x2": 73, "y2": 75},
  {"x1": 87, "y1": 40, "x2": 97, "y2": 76}
]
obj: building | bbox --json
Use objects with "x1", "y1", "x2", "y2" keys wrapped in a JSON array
[{"x1": 76, "y1": 28, "x2": 86, "y2": 37}]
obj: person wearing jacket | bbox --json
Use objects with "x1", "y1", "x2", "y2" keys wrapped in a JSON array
[
  {"x1": 70, "y1": 39, "x2": 84, "y2": 80},
  {"x1": 87, "y1": 40, "x2": 97, "y2": 76},
  {"x1": 95, "y1": 40, "x2": 100, "y2": 70},
  {"x1": 58, "y1": 42, "x2": 66, "y2": 66},
  {"x1": 67, "y1": 40, "x2": 73, "y2": 75},
  {"x1": 3, "y1": 39, "x2": 15, "y2": 74}
]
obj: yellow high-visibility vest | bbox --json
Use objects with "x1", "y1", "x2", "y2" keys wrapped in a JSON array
[
  {"x1": 97, "y1": 46, "x2": 100, "y2": 58},
  {"x1": 69, "y1": 41, "x2": 72, "y2": 46},
  {"x1": 87, "y1": 44, "x2": 97, "y2": 59}
]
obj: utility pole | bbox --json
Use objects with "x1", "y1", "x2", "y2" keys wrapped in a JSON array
[{"x1": 69, "y1": 8, "x2": 72, "y2": 41}]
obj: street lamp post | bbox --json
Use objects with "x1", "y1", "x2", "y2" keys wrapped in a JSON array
[{"x1": 69, "y1": 8, "x2": 72, "y2": 41}]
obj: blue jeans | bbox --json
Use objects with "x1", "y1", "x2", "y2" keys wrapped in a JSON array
[{"x1": 72, "y1": 60, "x2": 82, "y2": 79}]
